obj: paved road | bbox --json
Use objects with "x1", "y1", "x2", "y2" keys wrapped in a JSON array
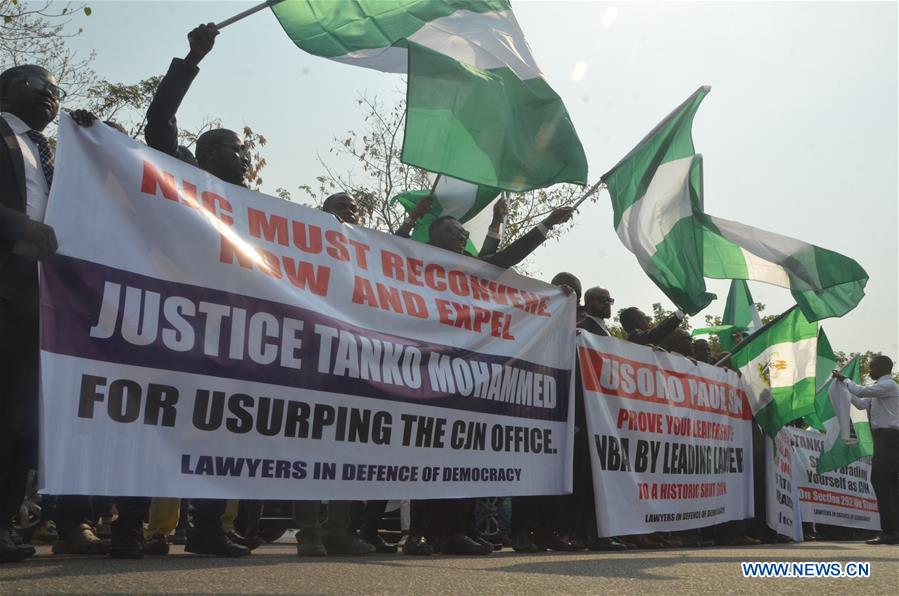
[{"x1": 1, "y1": 542, "x2": 897, "y2": 594}]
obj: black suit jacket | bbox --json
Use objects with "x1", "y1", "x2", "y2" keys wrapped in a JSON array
[
  {"x1": 0, "y1": 116, "x2": 38, "y2": 301},
  {"x1": 577, "y1": 315, "x2": 609, "y2": 337},
  {"x1": 479, "y1": 226, "x2": 546, "y2": 269},
  {"x1": 627, "y1": 312, "x2": 681, "y2": 346},
  {"x1": 145, "y1": 58, "x2": 200, "y2": 166}
]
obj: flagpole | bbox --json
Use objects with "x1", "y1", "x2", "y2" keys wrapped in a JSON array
[
  {"x1": 571, "y1": 180, "x2": 605, "y2": 210},
  {"x1": 427, "y1": 174, "x2": 441, "y2": 198},
  {"x1": 216, "y1": 0, "x2": 284, "y2": 29}
]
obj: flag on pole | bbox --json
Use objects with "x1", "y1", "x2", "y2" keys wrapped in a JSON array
[
  {"x1": 602, "y1": 86, "x2": 868, "y2": 320},
  {"x1": 815, "y1": 356, "x2": 874, "y2": 473},
  {"x1": 730, "y1": 306, "x2": 818, "y2": 437},
  {"x1": 700, "y1": 215, "x2": 868, "y2": 321},
  {"x1": 393, "y1": 177, "x2": 500, "y2": 254},
  {"x1": 601, "y1": 86, "x2": 715, "y2": 315},
  {"x1": 271, "y1": 0, "x2": 587, "y2": 192},
  {"x1": 804, "y1": 329, "x2": 839, "y2": 431},
  {"x1": 692, "y1": 279, "x2": 762, "y2": 351}
]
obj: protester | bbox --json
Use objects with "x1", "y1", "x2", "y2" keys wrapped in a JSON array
[
  {"x1": 0, "y1": 64, "x2": 63, "y2": 564},
  {"x1": 427, "y1": 207, "x2": 574, "y2": 268},
  {"x1": 580, "y1": 287, "x2": 614, "y2": 336},
  {"x1": 835, "y1": 355, "x2": 899, "y2": 545},
  {"x1": 620, "y1": 306, "x2": 685, "y2": 346},
  {"x1": 141, "y1": 22, "x2": 252, "y2": 558}
]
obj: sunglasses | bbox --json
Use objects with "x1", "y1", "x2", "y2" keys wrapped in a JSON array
[{"x1": 20, "y1": 74, "x2": 67, "y2": 101}]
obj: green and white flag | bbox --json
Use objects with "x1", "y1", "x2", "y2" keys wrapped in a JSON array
[
  {"x1": 804, "y1": 328, "x2": 839, "y2": 431},
  {"x1": 393, "y1": 177, "x2": 500, "y2": 254},
  {"x1": 700, "y1": 215, "x2": 868, "y2": 321},
  {"x1": 602, "y1": 86, "x2": 868, "y2": 320},
  {"x1": 601, "y1": 86, "x2": 715, "y2": 314},
  {"x1": 271, "y1": 0, "x2": 587, "y2": 192},
  {"x1": 692, "y1": 279, "x2": 762, "y2": 351},
  {"x1": 730, "y1": 306, "x2": 818, "y2": 437},
  {"x1": 814, "y1": 356, "x2": 874, "y2": 474}
]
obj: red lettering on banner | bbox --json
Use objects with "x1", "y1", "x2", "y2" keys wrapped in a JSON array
[
  {"x1": 578, "y1": 346, "x2": 750, "y2": 420},
  {"x1": 248, "y1": 208, "x2": 289, "y2": 246},
  {"x1": 139, "y1": 161, "x2": 234, "y2": 225},
  {"x1": 325, "y1": 230, "x2": 350, "y2": 262}
]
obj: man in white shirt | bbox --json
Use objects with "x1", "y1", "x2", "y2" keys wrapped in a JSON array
[{"x1": 834, "y1": 355, "x2": 899, "y2": 545}]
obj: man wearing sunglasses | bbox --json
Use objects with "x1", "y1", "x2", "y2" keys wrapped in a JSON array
[
  {"x1": 580, "y1": 287, "x2": 614, "y2": 337},
  {"x1": 0, "y1": 64, "x2": 65, "y2": 563}
]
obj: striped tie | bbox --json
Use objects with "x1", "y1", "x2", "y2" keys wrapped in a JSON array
[{"x1": 26, "y1": 129, "x2": 54, "y2": 187}]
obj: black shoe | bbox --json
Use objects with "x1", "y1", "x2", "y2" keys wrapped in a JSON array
[
  {"x1": 109, "y1": 536, "x2": 145, "y2": 559},
  {"x1": 534, "y1": 532, "x2": 582, "y2": 552},
  {"x1": 442, "y1": 535, "x2": 492, "y2": 556},
  {"x1": 185, "y1": 530, "x2": 251, "y2": 557},
  {"x1": 144, "y1": 534, "x2": 170, "y2": 556},
  {"x1": 402, "y1": 535, "x2": 433, "y2": 556},
  {"x1": 363, "y1": 533, "x2": 398, "y2": 553},
  {"x1": 0, "y1": 530, "x2": 34, "y2": 563},
  {"x1": 586, "y1": 536, "x2": 629, "y2": 551},
  {"x1": 172, "y1": 528, "x2": 187, "y2": 545},
  {"x1": 512, "y1": 532, "x2": 539, "y2": 553},
  {"x1": 476, "y1": 536, "x2": 502, "y2": 552},
  {"x1": 227, "y1": 530, "x2": 264, "y2": 551},
  {"x1": 866, "y1": 532, "x2": 899, "y2": 545}
]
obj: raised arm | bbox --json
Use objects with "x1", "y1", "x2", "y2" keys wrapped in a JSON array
[{"x1": 145, "y1": 23, "x2": 218, "y2": 159}]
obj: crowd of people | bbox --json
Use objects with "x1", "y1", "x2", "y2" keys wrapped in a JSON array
[{"x1": 2, "y1": 23, "x2": 897, "y2": 564}]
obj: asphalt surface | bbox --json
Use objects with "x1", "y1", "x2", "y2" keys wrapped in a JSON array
[{"x1": 0, "y1": 541, "x2": 896, "y2": 595}]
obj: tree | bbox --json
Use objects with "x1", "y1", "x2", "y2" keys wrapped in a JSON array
[
  {"x1": 1, "y1": 2, "x2": 269, "y2": 188},
  {"x1": 288, "y1": 93, "x2": 593, "y2": 242},
  {"x1": 1, "y1": 1, "x2": 95, "y2": 100}
]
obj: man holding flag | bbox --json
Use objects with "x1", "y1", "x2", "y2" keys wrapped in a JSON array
[{"x1": 833, "y1": 356, "x2": 899, "y2": 545}]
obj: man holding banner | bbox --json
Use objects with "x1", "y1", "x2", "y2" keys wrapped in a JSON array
[{"x1": 834, "y1": 356, "x2": 899, "y2": 545}]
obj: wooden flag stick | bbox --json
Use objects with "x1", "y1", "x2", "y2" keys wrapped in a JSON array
[{"x1": 216, "y1": 0, "x2": 284, "y2": 29}]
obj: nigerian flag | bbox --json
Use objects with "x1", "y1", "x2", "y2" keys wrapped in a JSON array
[
  {"x1": 602, "y1": 86, "x2": 868, "y2": 320},
  {"x1": 393, "y1": 177, "x2": 500, "y2": 254},
  {"x1": 601, "y1": 86, "x2": 715, "y2": 314},
  {"x1": 700, "y1": 215, "x2": 868, "y2": 322},
  {"x1": 730, "y1": 306, "x2": 818, "y2": 437},
  {"x1": 804, "y1": 329, "x2": 839, "y2": 431},
  {"x1": 692, "y1": 279, "x2": 762, "y2": 351},
  {"x1": 815, "y1": 356, "x2": 874, "y2": 473},
  {"x1": 271, "y1": 0, "x2": 587, "y2": 192}
]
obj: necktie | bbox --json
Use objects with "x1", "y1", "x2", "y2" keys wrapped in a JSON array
[{"x1": 26, "y1": 129, "x2": 54, "y2": 187}]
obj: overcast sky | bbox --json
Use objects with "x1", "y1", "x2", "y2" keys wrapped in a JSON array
[{"x1": 65, "y1": 1, "x2": 898, "y2": 358}]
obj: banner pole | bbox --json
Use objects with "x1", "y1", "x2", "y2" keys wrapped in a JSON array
[{"x1": 216, "y1": 0, "x2": 284, "y2": 29}]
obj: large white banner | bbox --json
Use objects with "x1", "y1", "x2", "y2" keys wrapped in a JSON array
[
  {"x1": 765, "y1": 429, "x2": 803, "y2": 541},
  {"x1": 38, "y1": 116, "x2": 575, "y2": 500},
  {"x1": 787, "y1": 428, "x2": 879, "y2": 531},
  {"x1": 577, "y1": 334, "x2": 754, "y2": 536}
]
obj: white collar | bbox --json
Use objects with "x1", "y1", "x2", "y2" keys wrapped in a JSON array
[{"x1": 0, "y1": 112, "x2": 32, "y2": 134}]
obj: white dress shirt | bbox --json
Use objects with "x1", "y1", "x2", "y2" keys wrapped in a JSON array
[
  {"x1": 1, "y1": 111, "x2": 50, "y2": 222},
  {"x1": 844, "y1": 374, "x2": 899, "y2": 431}
]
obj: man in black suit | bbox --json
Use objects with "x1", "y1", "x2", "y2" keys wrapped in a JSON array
[
  {"x1": 0, "y1": 64, "x2": 65, "y2": 563},
  {"x1": 141, "y1": 22, "x2": 250, "y2": 558},
  {"x1": 427, "y1": 207, "x2": 573, "y2": 268},
  {"x1": 620, "y1": 306, "x2": 684, "y2": 346},
  {"x1": 579, "y1": 287, "x2": 614, "y2": 336},
  {"x1": 145, "y1": 22, "x2": 249, "y2": 185}
]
